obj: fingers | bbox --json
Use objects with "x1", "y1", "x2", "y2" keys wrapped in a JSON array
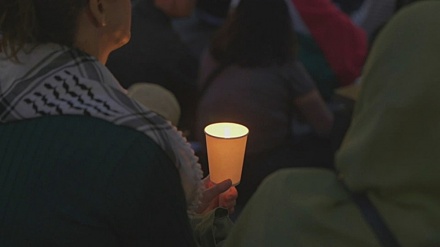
[
  {"x1": 203, "y1": 179, "x2": 231, "y2": 201},
  {"x1": 196, "y1": 178, "x2": 235, "y2": 215},
  {"x1": 220, "y1": 186, "x2": 238, "y2": 202},
  {"x1": 202, "y1": 175, "x2": 211, "y2": 186},
  {"x1": 219, "y1": 186, "x2": 238, "y2": 214},
  {"x1": 209, "y1": 179, "x2": 233, "y2": 195}
]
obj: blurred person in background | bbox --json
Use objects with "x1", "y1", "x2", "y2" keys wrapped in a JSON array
[
  {"x1": 287, "y1": 0, "x2": 368, "y2": 100},
  {"x1": 106, "y1": 0, "x2": 199, "y2": 137},
  {"x1": 194, "y1": 0, "x2": 334, "y2": 215}
]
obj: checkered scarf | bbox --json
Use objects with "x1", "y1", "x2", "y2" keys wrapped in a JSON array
[{"x1": 0, "y1": 43, "x2": 203, "y2": 213}]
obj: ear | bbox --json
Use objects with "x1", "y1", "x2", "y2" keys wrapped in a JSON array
[{"x1": 88, "y1": 0, "x2": 107, "y2": 27}]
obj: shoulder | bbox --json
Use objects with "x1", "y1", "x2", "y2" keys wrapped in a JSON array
[
  {"x1": 224, "y1": 168, "x2": 378, "y2": 246},
  {"x1": 277, "y1": 60, "x2": 316, "y2": 95},
  {"x1": 279, "y1": 59, "x2": 311, "y2": 76},
  {"x1": 255, "y1": 168, "x2": 344, "y2": 199}
]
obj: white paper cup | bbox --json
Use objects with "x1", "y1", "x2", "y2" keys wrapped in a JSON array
[{"x1": 204, "y1": 122, "x2": 249, "y2": 186}]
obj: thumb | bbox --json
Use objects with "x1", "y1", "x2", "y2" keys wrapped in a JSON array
[
  {"x1": 212, "y1": 179, "x2": 233, "y2": 194},
  {"x1": 204, "y1": 179, "x2": 233, "y2": 201}
]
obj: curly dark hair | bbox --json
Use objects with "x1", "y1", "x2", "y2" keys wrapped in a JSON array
[
  {"x1": 210, "y1": 0, "x2": 297, "y2": 67},
  {"x1": 0, "y1": 0, "x2": 88, "y2": 59}
]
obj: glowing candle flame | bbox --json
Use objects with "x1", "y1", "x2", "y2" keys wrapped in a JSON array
[{"x1": 204, "y1": 122, "x2": 249, "y2": 185}]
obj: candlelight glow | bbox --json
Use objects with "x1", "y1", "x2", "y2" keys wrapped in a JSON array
[
  {"x1": 204, "y1": 122, "x2": 249, "y2": 185},
  {"x1": 204, "y1": 122, "x2": 248, "y2": 139}
]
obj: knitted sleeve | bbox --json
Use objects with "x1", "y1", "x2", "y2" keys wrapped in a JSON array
[{"x1": 105, "y1": 133, "x2": 197, "y2": 247}]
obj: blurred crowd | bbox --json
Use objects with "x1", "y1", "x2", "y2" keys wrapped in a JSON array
[{"x1": 2, "y1": 0, "x2": 437, "y2": 246}]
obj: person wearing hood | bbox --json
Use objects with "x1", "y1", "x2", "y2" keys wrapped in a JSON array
[
  {"x1": 223, "y1": 1, "x2": 440, "y2": 246},
  {"x1": 287, "y1": 0, "x2": 368, "y2": 101}
]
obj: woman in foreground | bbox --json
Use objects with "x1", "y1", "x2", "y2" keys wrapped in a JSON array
[{"x1": 0, "y1": 0, "x2": 236, "y2": 246}]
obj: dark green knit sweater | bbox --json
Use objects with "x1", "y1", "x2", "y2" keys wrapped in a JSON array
[{"x1": 0, "y1": 116, "x2": 196, "y2": 246}]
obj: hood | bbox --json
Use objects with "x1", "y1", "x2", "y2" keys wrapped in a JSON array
[{"x1": 336, "y1": 0, "x2": 440, "y2": 197}]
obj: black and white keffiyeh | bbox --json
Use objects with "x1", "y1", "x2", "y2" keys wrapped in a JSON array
[{"x1": 0, "y1": 43, "x2": 203, "y2": 212}]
